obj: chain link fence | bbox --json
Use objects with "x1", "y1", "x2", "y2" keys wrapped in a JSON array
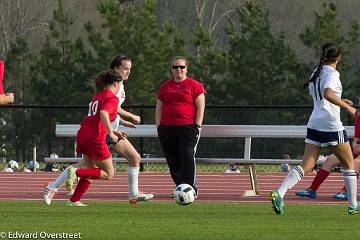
[{"x1": 0, "y1": 105, "x2": 354, "y2": 173}]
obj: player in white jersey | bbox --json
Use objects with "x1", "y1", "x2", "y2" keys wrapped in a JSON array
[
  {"x1": 108, "y1": 54, "x2": 153, "y2": 204},
  {"x1": 43, "y1": 54, "x2": 153, "y2": 205},
  {"x1": 269, "y1": 43, "x2": 360, "y2": 215}
]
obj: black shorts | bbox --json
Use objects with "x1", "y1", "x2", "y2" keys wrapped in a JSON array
[{"x1": 305, "y1": 128, "x2": 348, "y2": 147}]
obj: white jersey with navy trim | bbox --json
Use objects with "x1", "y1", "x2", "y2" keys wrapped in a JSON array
[
  {"x1": 307, "y1": 65, "x2": 344, "y2": 132},
  {"x1": 111, "y1": 83, "x2": 125, "y2": 130}
]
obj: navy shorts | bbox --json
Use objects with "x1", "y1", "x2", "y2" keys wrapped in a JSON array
[{"x1": 305, "y1": 128, "x2": 348, "y2": 147}]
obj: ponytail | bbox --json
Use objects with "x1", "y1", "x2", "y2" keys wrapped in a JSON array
[
  {"x1": 303, "y1": 43, "x2": 341, "y2": 89},
  {"x1": 93, "y1": 72, "x2": 106, "y2": 94},
  {"x1": 303, "y1": 60, "x2": 324, "y2": 89}
]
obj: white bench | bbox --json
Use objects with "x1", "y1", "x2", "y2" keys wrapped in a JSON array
[{"x1": 45, "y1": 124, "x2": 354, "y2": 195}]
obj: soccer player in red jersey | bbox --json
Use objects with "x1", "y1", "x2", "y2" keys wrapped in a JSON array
[
  {"x1": 156, "y1": 56, "x2": 206, "y2": 197},
  {"x1": 43, "y1": 56, "x2": 153, "y2": 205},
  {"x1": 44, "y1": 70, "x2": 125, "y2": 206},
  {"x1": 65, "y1": 69, "x2": 126, "y2": 206}
]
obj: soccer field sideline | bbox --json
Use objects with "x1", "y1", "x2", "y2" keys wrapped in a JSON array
[{"x1": 0, "y1": 172, "x2": 353, "y2": 205}]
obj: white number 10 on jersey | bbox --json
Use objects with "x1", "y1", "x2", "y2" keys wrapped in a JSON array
[{"x1": 87, "y1": 100, "x2": 99, "y2": 116}]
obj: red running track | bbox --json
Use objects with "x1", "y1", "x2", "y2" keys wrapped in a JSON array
[{"x1": 0, "y1": 172, "x2": 355, "y2": 204}]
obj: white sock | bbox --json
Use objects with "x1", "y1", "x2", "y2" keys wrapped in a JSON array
[
  {"x1": 343, "y1": 169, "x2": 358, "y2": 208},
  {"x1": 128, "y1": 167, "x2": 139, "y2": 199},
  {"x1": 50, "y1": 167, "x2": 69, "y2": 189},
  {"x1": 278, "y1": 165, "x2": 304, "y2": 198}
]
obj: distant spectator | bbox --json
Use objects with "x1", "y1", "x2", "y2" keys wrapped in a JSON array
[{"x1": 225, "y1": 163, "x2": 240, "y2": 173}]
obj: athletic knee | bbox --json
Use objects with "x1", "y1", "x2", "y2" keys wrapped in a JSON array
[{"x1": 130, "y1": 153, "x2": 141, "y2": 166}]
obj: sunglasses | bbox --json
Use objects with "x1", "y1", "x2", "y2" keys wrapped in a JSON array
[{"x1": 172, "y1": 65, "x2": 186, "y2": 70}]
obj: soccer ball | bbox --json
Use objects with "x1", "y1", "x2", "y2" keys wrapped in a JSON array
[
  {"x1": 173, "y1": 184, "x2": 196, "y2": 206},
  {"x1": 9, "y1": 160, "x2": 19, "y2": 170}
]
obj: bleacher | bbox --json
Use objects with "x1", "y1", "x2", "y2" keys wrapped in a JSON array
[{"x1": 44, "y1": 124, "x2": 354, "y2": 195}]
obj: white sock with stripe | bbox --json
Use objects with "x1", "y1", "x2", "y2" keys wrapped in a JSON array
[
  {"x1": 343, "y1": 169, "x2": 358, "y2": 208},
  {"x1": 128, "y1": 167, "x2": 140, "y2": 199},
  {"x1": 278, "y1": 165, "x2": 304, "y2": 198},
  {"x1": 50, "y1": 167, "x2": 69, "y2": 189}
]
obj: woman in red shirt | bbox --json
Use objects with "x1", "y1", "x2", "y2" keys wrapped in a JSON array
[{"x1": 156, "y1": 56, "x2": 206, "y2": 196}]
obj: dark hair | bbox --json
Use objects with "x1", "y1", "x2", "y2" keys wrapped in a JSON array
[
  {"x1": 303, "y1": 43, "x2": 341, "y2": 89},
  {"x1": 93, "y1": 69, "x2": 122, "y2": 94},
  {"x1": 109, "y1": 54, "x2": 131, "y2": 70}
]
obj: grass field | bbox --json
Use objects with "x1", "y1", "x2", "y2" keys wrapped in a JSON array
[{"x1": 0, "y1": 201, "x2": 360, "y2": 240}]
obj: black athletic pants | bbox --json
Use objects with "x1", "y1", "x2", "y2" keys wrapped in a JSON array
[{"x1": 157, "y1": 124, "x2": 200, "y2": 193}]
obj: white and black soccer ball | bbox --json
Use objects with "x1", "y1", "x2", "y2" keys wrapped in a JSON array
[
  {"x1": 173, "y1": 183, "x2": 196, "y2": 206},
  {"x1": 9, "y1": 160, "x2": 19, "y2": 170}
]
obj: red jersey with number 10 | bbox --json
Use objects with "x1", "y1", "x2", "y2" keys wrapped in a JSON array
[{"x1": 76, "y1": 89, "x2": 119, "y2": 160}]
